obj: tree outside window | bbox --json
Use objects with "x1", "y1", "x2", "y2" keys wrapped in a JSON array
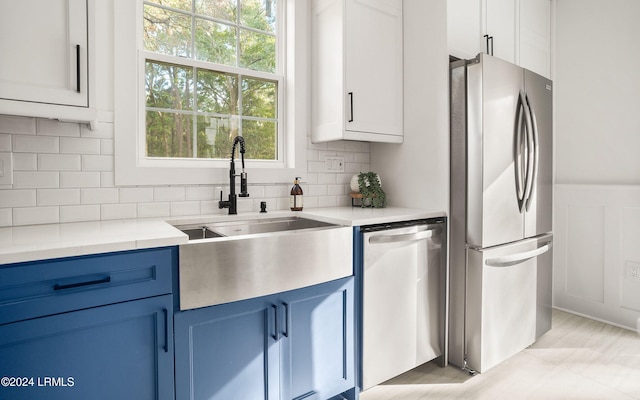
[{"x1": 142, "y1": 0, "x2": 281, "y2": 161}]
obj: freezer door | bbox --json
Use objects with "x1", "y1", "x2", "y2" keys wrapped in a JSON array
[
  {"x1": 523, "y1": 70, "x2": 553, "y2": 238},
  {"x1": 467, "y1": 54, "x2": 526, "y2": 248},
  {"x1": 465, "y1": 234, "x2": 552, "y2": 373}
]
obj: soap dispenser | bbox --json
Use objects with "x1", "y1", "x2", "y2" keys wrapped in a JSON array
[{"x1": 290, "y1": 177, "x2": 303, "y2": 211}]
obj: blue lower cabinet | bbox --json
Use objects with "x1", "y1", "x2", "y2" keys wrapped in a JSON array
[
  {"x1": 174, "y1": 277, "x2": 355, "y2": 400},
  {"x1": 282, "y1": 278, "x2": 355, "y2": 400},
  {"x1": 174, "y1": 295, "x2": 281, "y2": 400},
  {"x1": 0, "y1": 294, "x2": 174, "y2": 400}
]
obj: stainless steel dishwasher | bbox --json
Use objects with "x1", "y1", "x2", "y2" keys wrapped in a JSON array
[{"x1": 361, "y1": 217, "x2": 447, "y2": 390}]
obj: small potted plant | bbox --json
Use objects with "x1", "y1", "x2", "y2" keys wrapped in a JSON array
[{"x1": 354, "y1": 172, "x2": 386, "y2": 208}]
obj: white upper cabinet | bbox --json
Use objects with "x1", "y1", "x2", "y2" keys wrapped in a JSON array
[
  {"x1": 447, "y1": 0, "x2": 483, "y2": 59},
  {"x1": 485, "y1": 0, "x2": 516, "y2": 64},
  {"x1": 448, "y1": 0, "x2": 551, "y2": 78},
  {"x1": 519, "y1": 0, "x2": 551, "y2": 78},
  {"x1": 311, "y1": 0, "x2": 403, "y2": 143},
  {"x1": 0, "y1": 0, "x2": 96, "y2": 127}
]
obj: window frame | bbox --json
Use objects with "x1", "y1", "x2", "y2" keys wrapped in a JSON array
[{"x1": 114, "y1": 0, "x2": 307, "y2": 186}]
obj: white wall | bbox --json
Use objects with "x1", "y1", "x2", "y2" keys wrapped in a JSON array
[
  {"x1": 371, "y1": 0, "x2": 450, "y2": 213},
  {"x1": 553, "y1": 0, "x2": 640, "y2": 330}
]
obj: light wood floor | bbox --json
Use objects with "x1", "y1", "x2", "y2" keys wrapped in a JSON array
[{"x1": 361, "y1": 309, "x2": 640, "y2": 400}]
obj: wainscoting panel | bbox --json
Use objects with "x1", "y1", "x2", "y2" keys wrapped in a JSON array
[{"x1": 554, "y1": 184, "x2": 640, "y2": 330}]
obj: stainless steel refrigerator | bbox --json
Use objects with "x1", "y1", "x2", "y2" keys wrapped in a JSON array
[{"x1": 449, "y1": 53, "x2": 553, "y2": 373}]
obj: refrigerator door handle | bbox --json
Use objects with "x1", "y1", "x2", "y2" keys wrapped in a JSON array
[
  {"x1": 368, "y1": 227, "x2": 440, "y2": 245},
  {"x1": 522, "y1": 94, "x2": 535, "y2": 212},
  {"x1": 485, "y1": 242, "x2": 552, "y2": 268},
  {"x1": 514, "y1": 91, "x2": 526, "y2": 211},
  {"x1": 524, "y1": 94, "x2": 540, "y2": 211}
]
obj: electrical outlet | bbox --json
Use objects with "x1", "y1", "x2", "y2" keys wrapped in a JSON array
[
  {"x1": 324, "y1": 156, "x2": 345, "y2": 173},
  {"x1": 626, "y1": 261, "x2": 640, "y2": 280}
]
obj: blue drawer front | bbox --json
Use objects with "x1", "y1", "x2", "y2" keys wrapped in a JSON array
[{"x1": 0, "y1": 247, "x2": 177, "y2": 325}]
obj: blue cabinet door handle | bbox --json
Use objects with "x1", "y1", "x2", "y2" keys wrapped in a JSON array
[
  {"x1": 163, "y1": 308, "x2": 169, "y2": 353},
  {"x1": 271, "y1": 304, "x2": 280, "y2": 341},
  {"x1": 282, "y1": 302, "x2": 289, "y2": 338},
  {"x1": 53, "y1": 276, "x2": 111, "y2": 291}
]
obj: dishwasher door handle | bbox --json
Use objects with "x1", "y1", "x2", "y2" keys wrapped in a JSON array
[{"x1": 368, "y1": 227, "x2": 440, "y2": 245}]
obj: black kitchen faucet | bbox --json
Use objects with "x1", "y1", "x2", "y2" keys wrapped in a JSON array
[{"x1": 218, "y1": 136, "x2": 249, "y2": 214}]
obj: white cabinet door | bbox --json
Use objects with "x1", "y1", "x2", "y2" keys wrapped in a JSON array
[
  {"x1": 485, "y1": 0, "x2": 516, "y2": 64},
  {"x1": 311, "y1": 0, "x2": 403, "y2": 143},
  {"x1": 519, "y1": 0, "x2": 551, "y2": 78},
  {"x1": 448, "y1": 0, "x2": 483, "y2": 59},
  {"x1": 0, "y1": 0, "x2": 88, "y2": 107},
  {"x1": 345, "y1": 0, "x2": 403, "y2": 140}
]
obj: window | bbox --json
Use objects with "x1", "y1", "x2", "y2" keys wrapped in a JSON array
[
  {"x1": 113, "y1": 0, "x2": 307, "y2": 186},
  {"x1": 142, "y1": 0, "x2": 282, "y2": 162}
]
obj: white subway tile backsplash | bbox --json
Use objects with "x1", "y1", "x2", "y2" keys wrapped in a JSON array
[
  {"x1": 154, "y1": 186, "x2": 186, "y2": 202},
  {"x1": 13, "y1": 171, "x2": 59, "y2": 189},
  {"x1": 119, "y1": 187, "x2": 153, "y2": 203},
  {"x1": 318, "y1": 173, "x2": 336, "y2": 185},
  {"x1": 0, "y1": 208, "x2": 12, "y2": 227},
  {"x1": 264, "y1": 184, "x2": 289, "y2": 198},
  {"x1": 101, "y1": 139, "x2": 114, "y2": 155},
  {"x1": 81, "y1": 188, "x2": 119, "y2": 204},
  {"x1": 37, "y1": 119, "x2": 81, "y2": 137},
  {"x1": 60, "y1": 137, "x2": 101, "y2": 154},
  {"x1": 37, "y1": 189, "x2": 80, "y2": 206},
  {"x1": 200, "y1": 200, "x2": 220, "y2": 214},
  {"x1": 318, "y1": 196, "x2": 339, "y2": 208},
  {"x1": 0, "y1": 115, "x2": 36, "y2": 135},
  {"x1": 60, "y1": 171, "x2": 101, "y2": 188},
  {"x1": 354, "y1": 151, "x2": 370, "y2": 163},
  {"x1": 13, "y1": 206, "x2": 59, "y2": 226},
  {"x1": 13, "y1": 135, "x2": 59, "y2": 154},
  {"x1": 307, "y1": 161, "x2": 325, "y2": 173},
  {"x1": 82, "y1": 154, "x2": 113, "y2": 171},
  {"x1": 101, "y1": 203, "x2": 137, "y2": 220},
  {"x1": 1, "y1": 119, "x2": 370, "y2": 226},
  {"x1": 81, "y1": 121, "x2": 114, "y2": 139},
  {"x1": 38, "y1": 154, "x2": 81, "y2": 171},
  {"x1": 186, "y1": 186, "x2": 215, "y2": 201},
  {"x1": 100, "y1": 172, "x2": 115, "y2": 187},
  {"x1": 0, "y1": 134, "x2": 11, "y2": 151},
  {"x1": 327, "y1": 141, "x2": 346, "y2": 151},
  {"x1": 12, "y1": 153, "x2": 37, "y2": 171},
  {"x1": 328, "y1": 184, "x2": 346, "y2": 196},
  {"x1": 0, "y1": 190, "x2": 36, "y2": 208},
  {"x1": 170, "y1": 201, "x2": 200, "y2": 216},
  {"x1": 138, "y1": 202, "x2": 171, "y2": 218},
  {"x1": 60, "y1": 205, "x2": 100, "y2": 223}
]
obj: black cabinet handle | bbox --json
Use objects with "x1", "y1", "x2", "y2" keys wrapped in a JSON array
[
  {"x1": 282, "y1": 302, "x2": 289, "y2": 338},
  {"x1": 484, "y1": 34, "x2": 490, "y2": 54},
  {"x1": 488, "y1": 36, "x2": 494, "y2": 56},
  {"x1": 53, "y1": 276, "x2": 111, "y2": 291},
  {"x1": 163, "y1": 308, "x2": 169, "y2": 353},
  {"x1": 271, "y1": 304, "x2": 280, "y2": 340},
  {"x1": 348, "y1": 92, "x2": 354, "y2": 122},
  {"x1": 75, "y1": 44, "x2": 81, "y2": 93}
]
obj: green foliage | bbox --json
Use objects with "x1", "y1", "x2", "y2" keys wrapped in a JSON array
[
  {"x1": 357, "y1": 172, "x2": 387, "y2": 208},
  {"x1": 143, "y1": 0, "x2": 278, "y2": 160}
]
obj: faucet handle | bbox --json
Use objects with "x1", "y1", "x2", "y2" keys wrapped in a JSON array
[{"x1": 239, "y1": 172, "x2": 250, "y2": 197}]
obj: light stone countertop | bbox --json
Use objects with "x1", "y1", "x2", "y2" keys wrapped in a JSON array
[{"x1": 0, "y1": 206, "x2": 446, "y2": 265}]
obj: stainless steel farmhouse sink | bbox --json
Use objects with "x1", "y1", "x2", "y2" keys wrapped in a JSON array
[{"x1": 173, "y1": 216, "x2": 353, "y2": 310}]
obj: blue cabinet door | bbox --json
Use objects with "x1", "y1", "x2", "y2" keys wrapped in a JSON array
[
  {"x1": 174, "y1": 296, "x2": 281, "y2": 400},
  {"x1": 0, "y1": 294, "x2": 174, "y2": 400},
  {"x1": 281, "y1": 277, "x2": 355, "y2": 400}
]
